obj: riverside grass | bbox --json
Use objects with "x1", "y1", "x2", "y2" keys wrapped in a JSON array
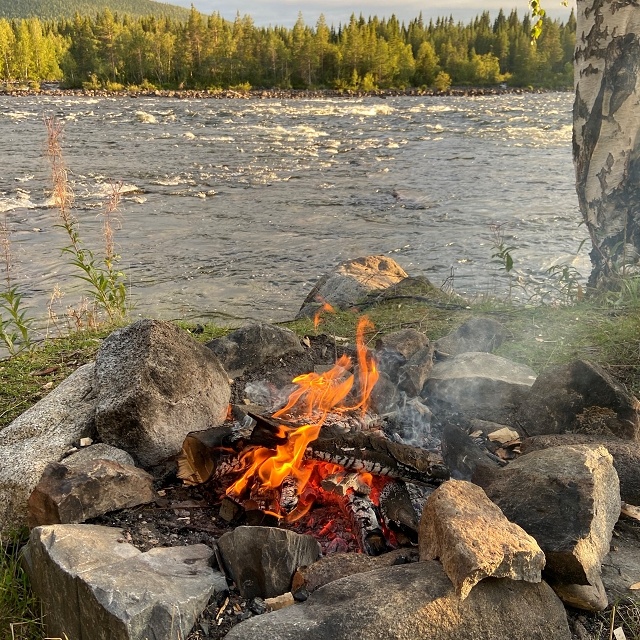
[{"x1": 3, "y1": 294, "x2": 640, "y2": 637}]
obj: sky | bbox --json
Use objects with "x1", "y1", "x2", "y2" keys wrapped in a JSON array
[{"x1": 167, "y1": 0, "x2": 575, "y2": 28}]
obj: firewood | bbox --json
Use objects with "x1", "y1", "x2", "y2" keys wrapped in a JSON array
[
  {"x1": 321, "y1": 472, "x2": 371, "y2": 497},
  {"x1": 342, "y1": 491, "x2": 388, "y2": 556},
  {"x1": 177, "y1": 426, "x2": 235, "y2": 485},
  {"x1": 307, "y1": 425, "x2": 449, "y2": 484},
  {"x1": 379, "y1": 480, "x2": 421, "y2": 532}
]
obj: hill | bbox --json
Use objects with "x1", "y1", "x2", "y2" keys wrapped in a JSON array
[{"x1": 0, "y1": 0, "x2": 190, "y2": 21}]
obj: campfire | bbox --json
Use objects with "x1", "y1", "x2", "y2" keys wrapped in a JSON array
[{"x1": 177, "y1": 317, "x2": 448, "y2": 555}]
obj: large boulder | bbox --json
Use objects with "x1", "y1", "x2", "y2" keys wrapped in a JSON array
[
  {"x1": 419, "y1": 479, "x2": 545, "y2": 599},
  {"x1": 217, "y1": 526, "x2": 321, "y2": 599},
  {"x1": 422, "y1": 352, "x2": 537, "y2": 423},
  {"x1": 0, "y1": 363, "x2": 96, "y2": 532},
  {"x1": 296, "y1": 255, "x2": 408, "y2": 319},
  {"x1": 521, "y1": 433, "x2": 640, "y2": 504},
  {"x1": 516, "y1": 360, "x2": 640, "y2": 441},
  {"x1": 94, "y1": 320, "x2": 231, "y2": 467},
  {"x1": 23, "y1": 524, "x2": 227, "y2": 640},
  {"x1": 224, "y1": 561, "x2": 571, "y2": 640},
  {"x1": 484, "y1": 444, "x2": 620, "y2": 610},
  {"x1": 206, "y1": 322, "x2": 304, "y2": 379}
]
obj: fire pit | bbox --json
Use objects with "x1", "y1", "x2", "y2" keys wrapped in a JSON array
[{"x1": 177, "y1": 317, "x2": 448, "y2": 555}]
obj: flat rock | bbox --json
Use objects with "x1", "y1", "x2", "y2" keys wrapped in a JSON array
[
  {"x1": 23, "y1": 524, "x2": 226, "y2": 640},
  {"x1": 397, "y1": 345, "x2": 434, "y2": 397},
  {"x1": 296, "y1": 255, "x2": 408, "y2": 319},
  {"x1": 94, "y1": 319, "x2": 231, "y2": 467},
  {"x1": 517, "y1": 360, "x2": 640, "y2": 440},
  {"x1": 62, "y1": 443, "x2": 135, "y2": 469},
  {"x1": 27, "y1": 459, "x2": 156, "y2": 526},
  {"x1": 521, "y1": 433, "x2": 640, "y2": 504},
  {"x1": 435, "y1": 317, "x2": 507, "y2": 355},
  {"x1": 206, "y1": 322, "x2": 303, "y2": 378},
  {"x1": 224, "y1": 561, "x2": 571, "y2": 640},
  {"x1": 0, "y1": 363, "x2": 96, "y2": 532},
  {"x1": 419, "y1": 479, "x2": 544, "y2": 599},
  {"x1": 217, "y1": 526, "x2": 321, "y2": 598},
  {"x1": 485, "y1": 444, "x2": 620, "y2": 605},
  {"x1": 422, "y1": 352, "x2": 537, "y2": 423}
]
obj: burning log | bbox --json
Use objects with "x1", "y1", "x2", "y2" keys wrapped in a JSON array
[
  {"x1": 342, "y1": 491, "x2": 387, "y2": 556},
  {"x1": 279, "y1": 476, "x2": 300, "y2": 515},
  {"x1": 321, "y1": 472, "x2": 371, "y2": 497},
  {"x1": 307, "y1": 425, "x2": 449, "y2": 484}
]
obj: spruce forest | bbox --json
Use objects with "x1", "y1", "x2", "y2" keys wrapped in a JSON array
[{"x1": 0, "y1": 7, "x2": 575, "y2": 91}]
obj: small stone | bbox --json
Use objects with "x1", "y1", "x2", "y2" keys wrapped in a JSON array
[
  {"x1": 79, "y1": 437, "x2": 93, "y2": 447},
  {"x1": 265, "y1": 593, "x2": 295, "y2": 611}
]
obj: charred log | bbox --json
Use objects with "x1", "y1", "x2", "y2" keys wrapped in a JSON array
[
  {"x1": 308, "y1": 425, "x2": 449, "y2": 484},
  {"x1": 379, "y1": 480, "x2": 421, "y2": 532},
  {"x1": 342, "y1": 492, "x2": 388, "y2": 556},
  {"x1": 321, "y1": 472, "x2": 371, "y2": 497}
]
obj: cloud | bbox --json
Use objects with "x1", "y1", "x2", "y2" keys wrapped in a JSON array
[{"x1": 171, "y1": 0, "x2": 574, "y2": 28}]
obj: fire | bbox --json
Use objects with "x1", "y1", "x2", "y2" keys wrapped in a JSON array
[
  {"x1": 226, "y1": 316, "x2": 380, "y2": 518},
  {"x1": 313, "y1": 301, "x2": 335, "y2": 330}
]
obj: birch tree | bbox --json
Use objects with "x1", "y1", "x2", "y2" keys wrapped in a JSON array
[{"x1": 573, "y1": 2, "x2": 640, "y2": 286}]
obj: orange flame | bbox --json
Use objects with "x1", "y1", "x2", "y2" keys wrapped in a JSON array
[
  {"x1": 226, "y1": 316, "x2": 379, "y2": 516},
  {"x1": 313, "y1": 301, "x2": 336, "y2": 330}
]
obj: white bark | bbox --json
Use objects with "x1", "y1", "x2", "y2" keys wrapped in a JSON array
[{"x1": 574, "y1": 0, "x2": 640, "y2": 284}]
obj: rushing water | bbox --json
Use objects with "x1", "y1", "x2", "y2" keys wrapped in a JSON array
[{"x1": 0, "y1": 92, "x2": 588, "y2": 330}]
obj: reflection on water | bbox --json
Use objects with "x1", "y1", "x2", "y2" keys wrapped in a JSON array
[{"x1": 0, "y1": 92, "x2": 588, "y2": 328}]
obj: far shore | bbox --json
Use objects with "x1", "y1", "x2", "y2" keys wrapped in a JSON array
[{"x1": 0, "y1": 85, "x2": 567, "y2": 100}]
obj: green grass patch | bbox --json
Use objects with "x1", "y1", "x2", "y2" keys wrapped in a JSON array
[{"x1": 0, "y1": 530, "x2": 42, "y2": 640}]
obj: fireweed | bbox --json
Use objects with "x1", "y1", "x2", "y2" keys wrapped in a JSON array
[{"x1": 45, "y1": 116, "x2": 129, "y2": 326}]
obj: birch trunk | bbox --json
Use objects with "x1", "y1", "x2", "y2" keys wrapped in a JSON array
[{"x1": 574, "y1": 1, "x2": 640, "y2": 285}]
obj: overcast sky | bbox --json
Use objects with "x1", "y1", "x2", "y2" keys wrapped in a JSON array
[{"x1": 167, "y1": 0, "x2": 575, "y2": 28}]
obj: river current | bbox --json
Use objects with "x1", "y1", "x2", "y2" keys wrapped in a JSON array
[{"x1": 0, "y1": 92, "x2": 588, "y2": 330}]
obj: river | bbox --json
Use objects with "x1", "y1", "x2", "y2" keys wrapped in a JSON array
[{"x1": 0, "y1": 92, "x2": 588, "y2": 332}]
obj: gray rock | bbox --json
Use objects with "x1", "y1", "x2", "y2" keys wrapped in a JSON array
[
  {"x1": 419, "y1": 479, "x2": 545, "y2": 599},
  {"x1": 397, "y1": 346, "x2": 434, "y2": 397},
  {"x1": 292, "y1": 549, "x2": 418, "y2": 595},
  {"x1": 224, "y1": 561, "x2": 571, "y2": 640},
  {"x1": 217, "y1": 526, "x2": 321, "y2": 598},
  {"x1": 521, "y1": 433, "x2": 640, "y2": 504},
  {"x1": 62, "y1": 443, "x2": 135, "y2": 468},
  {"x1": 206, "y1": 323, "x2": 303, "y2": 378},
  {"x1": 296, "y1": 255, "x2": 408, "y2": 319},
  {"x1": 27, "y1": 459, "x2": 156, "y2": 526},
  {"x1": 0, "y1": 363, "x2": 96, "y2": 532},
  {"x1": 485, "y1": 444, "x2": 620, "y2": 608},
  {"x1": 422, "y1": 352, "x2": 537, "y2": 423},
  {"x1": 94, "y1": 319, "x2": 230, "y2": 467},
  {"x1": 23, "y1": 524, "x2": 226, "y2": 640},
  {"x1": 517, "y1": 360, "x2": 640, "y2": 440},
  {"x1": 440, "y1": 424, "x2": 502, "y2": 486},
  {"x1": 435, "y1": 317, "x2": 507, "y2": 356},
  {"x1": 375, "y1": 328, "x2": 430, "y2": 360}
]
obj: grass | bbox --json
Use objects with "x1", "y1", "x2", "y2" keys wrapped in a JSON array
[
  {"x1": 2, "y1": 285, "x2": 640, "y2": 637},
  {"x1": 0, "y1": 530, "x2": 41, "y2": 640}
]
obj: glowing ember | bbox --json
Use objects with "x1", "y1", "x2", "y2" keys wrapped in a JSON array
[{"x1": 226, "y1": 316, "x2": 380, "y2": 519}]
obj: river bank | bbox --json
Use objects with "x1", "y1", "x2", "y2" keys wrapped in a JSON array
[{"x1": 0, "y1": 85, "x2": 564, "y2": 100}]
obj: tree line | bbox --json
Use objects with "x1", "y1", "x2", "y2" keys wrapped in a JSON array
[{"x1": 0, "y1": 7, "x2": 576, "y2": 91}]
